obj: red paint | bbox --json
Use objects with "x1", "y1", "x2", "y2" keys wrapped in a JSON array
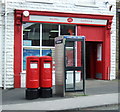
[
  {"x1": 15, "y1": 10, "x2": 112, "y2": 20},
  {"x1": 39, "y1": 56, "x2": 52, "y2": 88},
  {"x1": 14, "y1": 10, "x2": 22, "y2": 88},
  {"x1": 95, "y1": 43, "x2": 103, "y2": 79},
  {"x1": 78, "y1": 25, "x2": 111, "y2": 80},
  {"x1": 67, "y1": 18, "x2": 73, "y2": 22},
  {"x1": 77, "y1": 42, "x2": 81, "y2": 67},
  {"x1": 79, "y1": 26, "x2": 105, "y2": 41},
  {"x1": 14, "y1": 10, "x2": 113, "y2": 88},
  {"x1": 102, "y1": 26, "x2": 111, "y2": 80},
  {"x1": 22, "y1": 14, "x2": 29, "y2": 22},
  {"x1": 26, "y1": 56, "x2": 39, "y2": 88}
]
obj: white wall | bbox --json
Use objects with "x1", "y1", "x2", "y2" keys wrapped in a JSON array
[
  {"x1": 0, "y1": 1, "x2": 3, "y2": 87},
  {"x1": 1, "y1": 0, "x2": 116, "y2": 88}
]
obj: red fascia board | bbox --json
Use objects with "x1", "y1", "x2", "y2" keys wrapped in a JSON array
[{"x1": 15, "y1": 9, "x2": 113, "y2": 20}]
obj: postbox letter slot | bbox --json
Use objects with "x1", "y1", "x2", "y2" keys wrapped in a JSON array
[
  {"x1": 30, "y1": 60, "x2": 38, "y2": 62},
  {"x1": 44, "y1": 60, "x2": 51, "y2": 62}
]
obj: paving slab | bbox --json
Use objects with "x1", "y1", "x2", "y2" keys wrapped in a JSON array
[
  {"x1": 2, "y1": 93, "x2": 119, "y2": 110},
  {"x1": 2, "y1": 80, "x2": 119, "y2": 111}
]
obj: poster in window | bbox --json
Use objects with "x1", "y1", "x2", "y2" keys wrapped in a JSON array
[
  {"x1": 23, "y1": 40, "x2": 32, "y2": 46},
  {"x1": 23, "y1": 49, "x2": 40, "y2": 70},
  {"x1": 23, "y1": 49, "x2": 52, "y2": 70}
]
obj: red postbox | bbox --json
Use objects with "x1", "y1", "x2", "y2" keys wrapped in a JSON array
[
  {"x1": 39, "y1": 56, "x2": 52, "y2": 98},
  {"x1": 26, "y1": 56, "x2": 39, "y2": 99}
]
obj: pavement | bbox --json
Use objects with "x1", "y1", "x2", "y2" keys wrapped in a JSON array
[{"x1": 2, "y1": 79, "x2": 120, "y2": 111}]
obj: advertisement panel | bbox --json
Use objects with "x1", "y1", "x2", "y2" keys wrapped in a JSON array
[{"x1": 23, "y1": 49, "x2": 52, "y2": 70}]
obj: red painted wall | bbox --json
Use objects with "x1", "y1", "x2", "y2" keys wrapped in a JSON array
[
  {"x1": 77, "y1": 25, "x2": 111, "y2": 80},
  {"x1": 79, "y1": 26, "x2": 105, "y2": 42}
]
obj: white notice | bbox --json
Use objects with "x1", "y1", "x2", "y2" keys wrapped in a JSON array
[
  {"x1": 44, "y1": 63, "x2": 50, "y2": 68},
  {"x1": 97, "y1": 44, "x2": 102, "y2": 61},
  {"x1": 30, "y1": 63, "x2": 38, "y2": 68}
]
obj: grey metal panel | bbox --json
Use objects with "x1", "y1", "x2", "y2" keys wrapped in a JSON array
[{"x1": 55, "y1": 36, "x2": 65, "y2": 97}]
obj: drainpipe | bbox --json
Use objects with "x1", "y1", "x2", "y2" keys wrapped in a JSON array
[{"x1": 4, "y1": 0, "x2": 7, "y2": 89}]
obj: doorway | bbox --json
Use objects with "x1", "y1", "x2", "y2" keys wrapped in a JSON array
[{"x1": 86, "y1": 42, "x2": 103, "y2": 79}]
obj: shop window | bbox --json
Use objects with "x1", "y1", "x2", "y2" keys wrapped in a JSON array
[
  {"x1": 22, "y1": 23, "x2": 76, "y2": 70},
  {"x1": 61, "y1": 25, "x2": 76, "y2": 48},
  {"x1": 23, "y1": 23, "x2": 40, "y2": 46},
  {"x1": 42, "y1": 24, "x2": 59, "y2": 46},
  {"x1": 60, "y1": 25, "x2": 76, "y2": 36}
]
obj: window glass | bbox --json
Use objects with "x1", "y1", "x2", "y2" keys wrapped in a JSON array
[
  {"x1": 42, "y1": 24, "x2": 58, "y2": 46},
  {"x1": 22, "y1": 23, "x2": 76, "y2": 70},
  {"x1": 23, "y1": 48, "x2": 40, "y2": 70},
  {"x1": 23, "y1": 23, "x2": 40, "y2": 46},
  {"x1": 60, "y1": 25, "x2": 76, "y2": 36}
]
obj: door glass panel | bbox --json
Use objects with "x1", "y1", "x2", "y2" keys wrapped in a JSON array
[
  {"x1": 75, "y1": 70, "x2": 83, "y2": 90},
  {"x1": 65, "y1": 41, "x2": 82, "y2": 67},
  {"x1": 65, "y1": 41, "x2": 74, "y2": 67},
  {"x1": 65, "y1": 70, "x2": 83, "y2": 91},
  {"x1": 65, "y1": 40, "x2": 85, "y2": 92},
  {"x1": 65, "y1": 71, "x2": 74, "y2": 91}
]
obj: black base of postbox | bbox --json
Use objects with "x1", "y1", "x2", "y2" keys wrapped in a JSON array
[
  {"x1": 26, "y1": 88, "x2": 39, "y2": 100},
  {"x1": 40, "y1": 88, "x2": 52, "y2": 98}
]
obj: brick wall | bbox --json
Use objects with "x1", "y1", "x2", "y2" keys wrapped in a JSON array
[{"x1": 1, "y1": 0, "x2": 116, "y2": 88}]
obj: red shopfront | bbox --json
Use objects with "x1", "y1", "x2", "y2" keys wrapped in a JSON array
[{"x1": 14, "y1": 10, "x2": 113, "y2": 88}]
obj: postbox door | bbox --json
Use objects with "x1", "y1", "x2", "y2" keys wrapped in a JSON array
[
  {"x1": 41, "y1": 60, "x2": 52, "y2": 87},
  {"x1": 96, "y1": 43, "x2": 103, "y2": 79},
  {"x1": 26, "y1": 58, "x2": 39, "y2": 88}
]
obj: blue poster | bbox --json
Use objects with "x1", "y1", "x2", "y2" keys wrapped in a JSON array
[
  {"x1": 23, "y1": 49, "x2": 52, "y2": 70},
  {"x1": 42, "y1": 49, "x2": 52, "y2": 56}
]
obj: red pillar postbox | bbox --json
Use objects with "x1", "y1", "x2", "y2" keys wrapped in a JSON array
[
  {"x1": 39, "y1": 56, "x2": 52, "y2": 98},
  {"x1": 26, "y1": 56, "x2": 39, "y2": 99}
]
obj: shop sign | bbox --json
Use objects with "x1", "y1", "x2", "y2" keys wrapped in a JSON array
[{"x1": 30, "y1": 15, "x2": 107, "y2": 25}]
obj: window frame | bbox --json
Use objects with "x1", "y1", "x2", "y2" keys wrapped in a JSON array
[{"x1": 22, "y1": 23, "x2": 77, "y2": 72}]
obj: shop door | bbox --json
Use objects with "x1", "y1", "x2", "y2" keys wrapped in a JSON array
[
  {"x1": 64, "y1": 38, "x2": 85, "y2": 92},
  {"x1": 96, "y1": 43, "x2": 103, "y2": 79}
]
